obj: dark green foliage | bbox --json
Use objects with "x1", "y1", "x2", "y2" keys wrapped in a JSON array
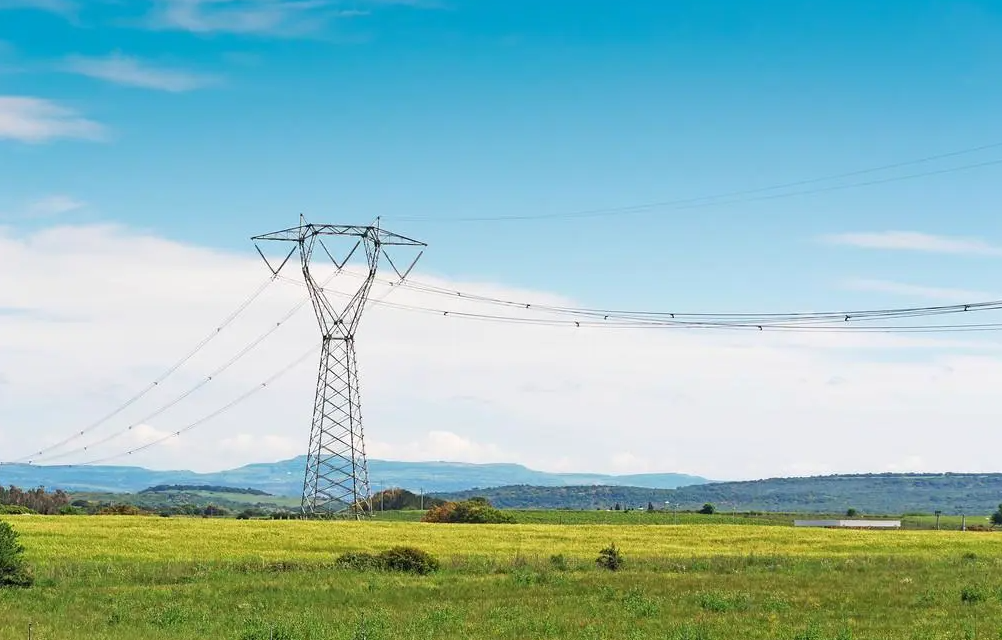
[
  {"x1": 960, "y1": 585, "x2": 986, "y2": 604},
  {"x1": 378, "y1": 546, "x2": 440, "y2": 575},
  {"x1": 990, "y1": 504, "x2": 1002, "y2": 526},
  {"x1": 335, "y1": 546, "x2": 440, "y2": 575},
  {"x1": 647, "y1": 501, "x2": 655, "y2": 512},
  {"x1": 421, "y1": 498, "x2": 515, "y2": 524},
  {"x1": 335, "y1": 551, "x2": 384, "y2": 571},
  {"x1": 97, "y1": 504, "x2": 148, "y2": 516},
  {"x1": 846, "y1": 508, "x2": 858, "y2": 517},
  {"x1": 370, "y1": 487, "x2": 445, "y2": 511},
  {"x1": 596, "y1": 543, "x2": 623, "y2": 571},
  {"x1": 140, "y1": 484, "x2": 271, "y2": 496},
  {"x1": 0, "y1": 505, "x2": 36, "y2": 515},
  {"x1": 0, "y1": 485, "x2": 70, "y2": 514},
  {"x1": 0, "y1": 520, "x2": 33, "y2": 588},
  {"x1": 549, "y1": 554, "x2": 569, "y2": 571},
  {"x1": 699, "y1": 503, "x2": 716, "y2": 515}
]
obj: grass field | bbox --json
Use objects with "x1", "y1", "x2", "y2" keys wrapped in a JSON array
[
  {"x1": 3, "y1": 516, "x2": 1002, "y2": 639},
  {"x1": 372, "y1": 508, "x2": 989, "y2": 530}
]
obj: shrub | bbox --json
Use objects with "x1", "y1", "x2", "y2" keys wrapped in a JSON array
[
  {"x1": 0, "y1": 505, "x2": 36, "y2": 515},
  {"x1": 699, "y1": 503, "x2": 716, "y2": 515},
  {"x1": 846, "y1": 508, "x2": 858, "y2": 517},
  {"x1": 421, "y1": 498, "x2": 515, "y2": 524},
  {"x1": 961, "y1": 585, "x2": 986, "y2": 604},
  {"x1": 335, "y1": 551, "x2": 382, "y2": 571},
  {"x1": 97, "y1": 504, "x2": 146, "y2": 516},
  {"x1": 990, "y1": 504, "x2": 1002, "y2": 526},
  {"x1": 0, "y1": 521, "x2": 33, "y2": 588},
  {"x1": 596, "y1": 543, "x2": 624, "y2": 571},
  {"x1": 378, "y1": 546, "x2": 440, "y2": 575},
  {"x1": 549, "y1": 553, "x2": 569, "y2": 571},
  {"x1": 335, "y1": 546, "x2": 440, "y2": 575}
]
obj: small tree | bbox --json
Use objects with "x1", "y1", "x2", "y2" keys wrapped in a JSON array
[
  {"x1": 846, "y1": 508, "x2": 858, "y2": 518},
  {"x1": 596, "y1": 543, "x2": 623, "y2": 571},
  {"x1": 0, "y1": 521, "x2": 32, "y2": 588},
  {"x1": 990, "y1": 504, "x2": 1002, "y2": 527},
  {"x1": 647, "y1": 502, "x2": 655, "y2": 513},
  {"x1": 699, "y1": 503, "x2": 716, "y2": 515},
  {"x1": 614, "y1": 503, "x2": 622, "y2": 511}
]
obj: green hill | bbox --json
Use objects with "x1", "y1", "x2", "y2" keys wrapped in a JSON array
[{"x1": 434, "y1": 472, "x2": 1002, "y2": 514}]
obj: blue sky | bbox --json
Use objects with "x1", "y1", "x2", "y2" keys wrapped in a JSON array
[
  {"x1": 3, "y1": 1, "x2": 1002, "y2": 477},
  {"x1": 3, "y1": 0, "x2": 1001, "y2": 308}
]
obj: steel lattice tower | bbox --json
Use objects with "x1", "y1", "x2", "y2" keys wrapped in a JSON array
[{"x1": 252, "y1": 217, "x2": 425, "y2": 518}]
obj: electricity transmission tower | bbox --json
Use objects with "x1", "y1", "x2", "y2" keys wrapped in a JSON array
[{"x1": 252, "y1": 217, "x2": 425, "y2": 518}]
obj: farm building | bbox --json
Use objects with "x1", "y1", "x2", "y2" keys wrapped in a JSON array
[{"x1": 793, "y1": 519, "x2": 901, "y2": 529}]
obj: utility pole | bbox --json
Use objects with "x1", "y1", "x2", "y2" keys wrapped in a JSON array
[
  {"x1": 935, "y1": 510, "x2": 942, "y2": 530},
  {"x1": 253, "y1": 217, "x2": 425, "y2": 519},
  {"x1": 420, "y1": 488, "x2": 424, "y2": 510}
]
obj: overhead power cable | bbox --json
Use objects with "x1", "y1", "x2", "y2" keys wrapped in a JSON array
[
  {"x1": 391, "y1": 142, "x2": 1002, "y2": 223},
  {"x1": 327, "y1": 269, "x2": 1002, "y2": 327},
  {"x1": 6, "y1": 276, "x2": 276, "y2": 464},
  {"x1": 16, "y1": 272, "x2": 340, "y2": 466},
  {"x1": 64, "y1": 342, "x2": 320, "y2": 467},
  {"x1": 278, "y1": 277, "x2": 1002, "y2": 334}
]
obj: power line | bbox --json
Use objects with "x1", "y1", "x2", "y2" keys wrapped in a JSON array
[
  {"x1": 65, "y1": 342, "x2": 320, "y2": 467},
  {"x1": 6, "y1": 276, "x2": 277, "y2": 464},
  {"x1": 10, "y1": 272, "x2": 341, "y2": 467},
  {"x1": 280, "y1": 277, "x2": 1002, "y2": 334},
  {"x1": 392, "y1": 143, "x2": 1002, "y2": 223},
  {"x1": 325, "y1": 270, "x2": 1002, "y2": 327}
]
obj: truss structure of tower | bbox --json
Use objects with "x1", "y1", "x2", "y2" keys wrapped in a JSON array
[{"x1": 252, "y1": 217, "x2": 424, "y2": 518}]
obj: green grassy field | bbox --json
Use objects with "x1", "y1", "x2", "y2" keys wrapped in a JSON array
[
  {"x1": 372, "y1": 508, "x2": 989, "y2": 530},
  {"x1": 3, "y1": 516, "x2": 1002, "y2": 639}
]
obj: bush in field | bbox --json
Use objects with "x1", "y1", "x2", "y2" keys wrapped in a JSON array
[
  {"x1": 421, "y1": 497, "x2": 515, "y2": 524},
  {"x1": 0, "y1": 521, "x2": 33, "y2": 588},
  {"x1": 596, "y1": 543, "x2": 624, "y2": 571},
  {"x1": 335, "y1": 550, "x2": 383, "y2": 571},
  {"x1": 990, "y1": 504, "x2": 1002, "y2": 526},
  {"x1": 97, "y1": 504, "x2": 147, "y2": 516},
  {"x1": 378, "y1": 546, "x2": 440, "y2": 575},
  {"x1": 334, "y1": 546, "x2": 440, "y2": 575},
  {"x1": 699, "y1": 503, "x2": 716, "y2": 515}
]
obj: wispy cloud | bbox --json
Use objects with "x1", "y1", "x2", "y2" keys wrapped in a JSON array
[
  {"x1": 28, "y1": 195, "x2": 86, "y2": 217},
  {"x1": 64, "y1": 53, "x2": 216, "y2": 92},
  {"x1": 822, "y1": 231, "x2": 1002, "y2": 256},
  {"x1": 0, "y1": 0, "x2": 76, "y2": 16},
  {"x1": 0, "y1": 96, "x2": 104, "y2": 143},
  {"x1": 145, "y1": 0, "x2": 358, "y2": 36},
  {"x1": 842, "y1": 279, "x2": 994, "y2": 302}
]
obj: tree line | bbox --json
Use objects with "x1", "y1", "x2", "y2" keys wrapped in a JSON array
[{"x1": 0, "y1": 486, "x2": 70, "y2": 515}]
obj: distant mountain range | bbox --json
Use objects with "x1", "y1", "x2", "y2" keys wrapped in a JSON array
[
  {"x1": 0, "y1": 457, "x2": 711, "y2": 495},
  {"x1": 439, "y1": 473, "x2": 1002, "y2": 514}
]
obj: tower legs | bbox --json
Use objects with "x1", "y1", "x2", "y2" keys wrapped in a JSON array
[{"x1": 301, "y1": 337, "x2": 372, "y2": 518}]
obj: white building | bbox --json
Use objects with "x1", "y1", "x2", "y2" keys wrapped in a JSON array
[{"x1": 794, "y1": 519, "x2": 901, "y2": 528}]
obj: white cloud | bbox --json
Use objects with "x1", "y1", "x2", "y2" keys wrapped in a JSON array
[
  {"x1": 0, "y1": 0, "x2": 76, "y2": 16},
  {"x1": 4, "y1": 224, "x2": 1002, "y2": 480},
  {"x1": 842, "y1": 279, "x2": 994, "y2": 302},
  {"x1": 146, "y1": 0, "x2": 347, "y2": 36},
  {"x1": 64, "y1": 53, "x2": 216, "y2": 92},
  {"x1": 0, "y1": 96, "x2": 104, "y2": 143},
  {"x1": 28, "y1": 195, "x2": 85, "y2": 217},
  {"x1": 368, "y1": 430, "x2": 507, "y2": 464},
  {"x1": 822, "y1": 231, "x2": 1002, "y2": 256}
]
